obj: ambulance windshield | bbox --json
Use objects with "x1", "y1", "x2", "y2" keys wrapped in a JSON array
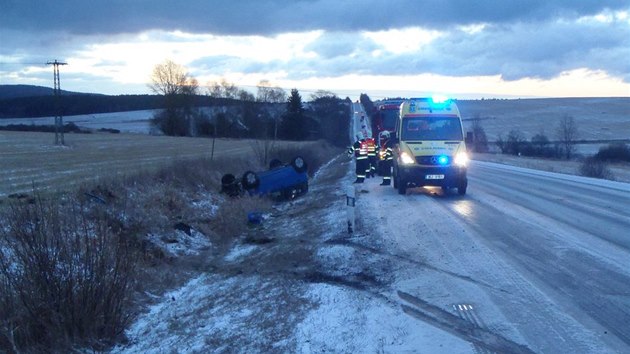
[{"x1": 402, "y1": 116, "x2": 463, "y2": 141}]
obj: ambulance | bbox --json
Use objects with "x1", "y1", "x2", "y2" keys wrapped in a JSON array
[{"x1": 391, "y1": 97, "x2": 468, "y2": 195}]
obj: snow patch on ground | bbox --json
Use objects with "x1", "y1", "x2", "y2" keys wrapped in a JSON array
[
  {"x1": 223, "y1": 243, "x2": 257, "y2": 262},
  {"x1": 473, "y1": 160, "x2": 630, "y2": 191},
  {"x1": 115, "y1": 274, "x2": 309, "y2": 353},
  {"x1": 146, "y1": 229, "x2": 212, "y2": 257},
  {"x1": 295, "y1": 284, "x2": 473, "y2": 353}
]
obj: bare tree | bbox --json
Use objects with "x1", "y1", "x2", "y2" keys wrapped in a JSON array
[
  {"x1": 207, "y1": 78, "x2": 239, "y2": 99},
  {"x1": 256, "y1": 80, "x2": 286, "y2": 139},
  {"x1": 556, "y1": 114, "x2": 579, "y2": 159},
  {"x1": 256, "y1": 80, "x2": 286, "y2": 103},
  {"x1": 309, "y1": 89, "x2": 337, "y2": 101},
  {"x1": 470, "y1": 114, "x2": 489, "y2": 153},
  {"x1": 149, "y1": 59, "x2": 194, "y2": 96},
  {"x1": 148, "y1": 60, "x2": 200, "y2": 136}
]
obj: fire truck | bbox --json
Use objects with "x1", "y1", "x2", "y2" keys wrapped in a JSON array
[{"x1": 371, "y1": 99, "x2": 404, "y2": 175}]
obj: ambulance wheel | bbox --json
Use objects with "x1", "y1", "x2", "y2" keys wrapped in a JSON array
[
  {"x1": 458, "y1": 182, "x2": 467, "y2": 196},
  {"x1": 291, "y1": 156, "x2": 307, "y2": 173},
  {"x1": 397, "y1": 180, "x2": 406, "y2": 195},
  {"x1": 392, "y1": 168, "x2": 398, "y2": 188},
  {"x1": 241, "y1": 171, "x2": 260, "y2": 190}
]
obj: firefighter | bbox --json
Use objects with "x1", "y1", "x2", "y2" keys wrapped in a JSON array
[
  {"x1": 366, "y1": 137, "x2": 377, "y2": 178},
  {"x1": 379, "y1": 131, "x2": 393, "y2": 186},
  {"x1": 350, "y1": 139, "x2": 368, "y2": 183}
]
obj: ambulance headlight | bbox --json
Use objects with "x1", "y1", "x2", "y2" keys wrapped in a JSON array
[
  {"x1": 454, "y1": 152, "x2": 469, "y2": 167},
  {"x1": 400, "y1": 152, "x2": 415, "y2": 165}
]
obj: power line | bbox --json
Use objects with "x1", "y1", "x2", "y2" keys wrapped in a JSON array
[{"x1": 47, "y1": 60, "x2": 68, "y2": 145}]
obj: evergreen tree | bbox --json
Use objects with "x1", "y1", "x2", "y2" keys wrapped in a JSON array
[{"x1": 280, "y1": 89, "x2": 308, "y2": 140}]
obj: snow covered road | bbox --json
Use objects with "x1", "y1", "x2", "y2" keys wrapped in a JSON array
[{"x1": 358, "y1": 160, "x2": 630, "y2": 353}]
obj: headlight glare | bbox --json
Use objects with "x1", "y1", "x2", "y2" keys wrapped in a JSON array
[
  {"x1": 454, "y1": 152, "x2": 469, "y2": 166},
  {"x1": 400, "y1": 152, "x2": 415, "y2": 165}
]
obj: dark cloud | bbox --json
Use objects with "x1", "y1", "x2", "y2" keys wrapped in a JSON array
[
  {"x1": 2, "y1": 0, "x2": 628, "y2": 35},
  {"x1": 217, "y1": 18, "x2": 629, "y2": 82},
  {"x1": 304, "y1": 32, "x2": 375, "y2": 59},
  {"x1": 1, "y1": 0, "x2": 629, "y2": 91}
]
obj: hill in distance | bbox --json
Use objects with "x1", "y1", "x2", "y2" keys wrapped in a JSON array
[{"x1": 0, "y1": 84, "x2": 100, "y2": 100}]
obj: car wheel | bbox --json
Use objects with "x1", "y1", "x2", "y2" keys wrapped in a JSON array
[
  {"x1": 241, "y1": 171, "x2": 260, "y2": 190},
  {"x1": 397, "y1": 179, "x2": 406, "y2": 195},
  {"x1": 291, "y1": 156, "x2": 308, "y2": 173},
  {"x1": 221, "y1": 173, "x2": 235, "y2": 185},
  {"x1": 458, "y1": 181, "x2": 467, "y2": 195},
  {"x1": 220, "y1": 173, "x2": 241, "y2": 196}
]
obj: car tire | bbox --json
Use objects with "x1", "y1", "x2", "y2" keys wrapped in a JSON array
[
  {"x1": 291, "y1": 156, "x2": 308, "y2": 173},
  {"x1": 221, "y1": 173, "x2": 241, "y2": 196},
  {"x1": 241, "y1": 171, "x2": 260, "y2": 190},
  {"x1": 397, "y1": 179, "x2": 406, "y2": 195},
  {"x1": 457, "y1": 181, "x2": 467, "y2": 195},
  {"x1": 221, "y1": 173, "x2": 236, "y2": 186}
]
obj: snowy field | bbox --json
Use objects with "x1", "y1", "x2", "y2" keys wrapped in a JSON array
[
  {"x1": 111, "y1": 153, "x2": 630, "y2": 353},
  {"x1": 0, "y1": 131, "x2": 311, "y2": 198},
  {"x1": 0, "y1": 109, "x2": 157, "y2": 134}
]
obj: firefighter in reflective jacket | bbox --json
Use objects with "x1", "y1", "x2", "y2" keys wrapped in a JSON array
[
  {"x1": 350, "y1": 139, "x2": 368, "y2": 183},
  {"x1": 379, "y1": 131, "x2": 393, "y2": 186},
  {"x1": 366, "y1": 137, "x2": 377, "y2": 178}
]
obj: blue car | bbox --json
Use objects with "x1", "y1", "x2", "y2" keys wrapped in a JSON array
[{"x1": 221, "y1": 156, "x2": 309, "y2": 200}]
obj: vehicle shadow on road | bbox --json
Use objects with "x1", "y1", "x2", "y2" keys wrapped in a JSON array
[{"x1": 404, "y1": 186, "x2": 467, "y2": 200}]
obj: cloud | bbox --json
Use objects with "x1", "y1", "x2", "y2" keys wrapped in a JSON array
[
  {"x1": 3, "y1": 0, "x2": 629, "y2": 35},
  {"x1": 1, "y1": 0, "x2": 628, "y2": 95},
  {"x1": 210, "y1": 16, "x2": 629, "y2": 83}
]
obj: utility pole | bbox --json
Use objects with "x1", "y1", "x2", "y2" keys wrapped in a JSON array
[{"x1": 47, "y1": 60, "x2": 67, "y2": 145}]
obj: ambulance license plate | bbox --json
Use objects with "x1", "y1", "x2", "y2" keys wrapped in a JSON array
[{"x1": 426, "y1": 174, "x2": 444, "y2": 180}]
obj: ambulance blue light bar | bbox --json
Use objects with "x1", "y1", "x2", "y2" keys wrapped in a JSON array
[{"x1": 430, "y1": 95, "x2": 450, "y2": 104}]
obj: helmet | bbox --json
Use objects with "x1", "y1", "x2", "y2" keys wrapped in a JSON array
[{"x1": 381, "y1": 131, "x2": 390, "y2": 139}]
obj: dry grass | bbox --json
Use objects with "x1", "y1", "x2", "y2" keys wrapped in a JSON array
[
  {"x1": 0, "y1": 133, "x2": 342, "y2": 352},
  {"x1": 0, "y1": 131, "x2": 313, "y2": 199},
  {"x1": 0, "y1": 195, "x2": 137, "y2": 352}
]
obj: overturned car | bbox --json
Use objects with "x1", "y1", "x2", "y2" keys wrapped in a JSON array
[{"x1": 221, "y1": 156, "x2": 309, "y2": 200}]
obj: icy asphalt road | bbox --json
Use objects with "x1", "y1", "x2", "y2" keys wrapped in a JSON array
[{"x1": 359, "y1": 160, "x2": 630, "y2": 353}]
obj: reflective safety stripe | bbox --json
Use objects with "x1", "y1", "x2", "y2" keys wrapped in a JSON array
[
  {"x1": 383, "y1": 176, "x2": 391, "y2": 180},
  {"x1": 357, "y1": 156, "x2": 368, "y2": 160},
  {"x1": 357, "y1": 174, "x2": 366, "y2": 178}
]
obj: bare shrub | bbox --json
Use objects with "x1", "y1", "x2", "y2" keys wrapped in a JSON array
[
  {"x1": 497, "y1": 130, "x2": 528, "y2": 156},
  {"x1": 595, "y1": 143, "x2": 630, "y2": 162},
  {"x1": 470, "y1": 115, "x2": 489, "y2": 153},
  {"x1": 579, "y1": 157, "x2": 614, "y2": 180},
  {"x1": 251, "y1": 139, "x2": 277, "y2": 168},
  {"x1": 0, "y1": 195, "x2": 137, "y2": 352},
  {"x1": 556, "y1": 114, "x2": 579, "y2": 159}
]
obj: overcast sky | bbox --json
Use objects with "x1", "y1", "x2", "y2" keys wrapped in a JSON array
[{"x1": 1, "y1": 0, "x2": 629, "y2": 99}]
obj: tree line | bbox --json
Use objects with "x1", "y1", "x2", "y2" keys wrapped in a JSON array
[{"x1": 147, "y1": 60, "x2": 351, "y2": 146}]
